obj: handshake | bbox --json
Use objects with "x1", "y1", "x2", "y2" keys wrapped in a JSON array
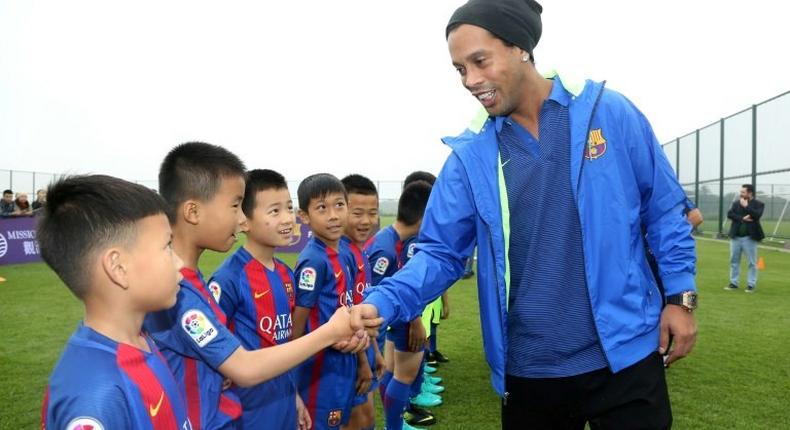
[{"x1": 326, "y1": 304, "x2": 384, "y2": 353}]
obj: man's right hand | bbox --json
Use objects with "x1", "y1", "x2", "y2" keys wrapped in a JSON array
[
  {"x1": 327, "y1": 307, "x2": 369, "y2": 354},
  {"x1": 349, "y1": 304, "x2": 383, "y2": 337},
  {"x1": 740, "y1": 197, "x2": 749, "y2": 208}
]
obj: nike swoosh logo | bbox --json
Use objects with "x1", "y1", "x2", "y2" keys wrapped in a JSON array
[
  {"x1": 334, "y1": 271, "x2": 343, "y2": 279},
  {"x1": 357, "y1": 265, "x2": 364, "y2": 271},
  {"x1": 149, "y1": 391, "x2": 164, "y2": 417},
  {"x1": 501, "y1": 159, "x2": 511, "y2": 167},
  {"x1": 254, "y1": 290, "x2": 269, "y2": 299}
]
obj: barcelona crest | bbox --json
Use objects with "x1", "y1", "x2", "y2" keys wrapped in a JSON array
[
  {"x1": 284, "y1": 281, "x2": 294, "y2": 299},
  {"x1": 585, "y1": 128, "x2": 607, "y2": 160},
  {"x1": 328, "y1": 409, "x2": 343, "y2": 427}
]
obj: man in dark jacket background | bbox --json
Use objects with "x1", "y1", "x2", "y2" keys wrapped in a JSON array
[{"x1": 725, "y1": 184, "x2": 764, "y2": 293}]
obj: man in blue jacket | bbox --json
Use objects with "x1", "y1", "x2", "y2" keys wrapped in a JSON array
[{"x1": 353, "y1": 0, "x2": 698, "y2": 428}]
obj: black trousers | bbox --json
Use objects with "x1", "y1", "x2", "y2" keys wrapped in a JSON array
[{"x1": 502, "y1": 352, "x2": 672, "y2": 430}]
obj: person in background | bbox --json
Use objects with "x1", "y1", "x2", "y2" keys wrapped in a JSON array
[{"x1": 725, "y1": 184, "x2": 764, "y2": 293}]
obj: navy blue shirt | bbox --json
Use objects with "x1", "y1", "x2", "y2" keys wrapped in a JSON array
[{"x1": 498, "y1": 78, "x2": 608, "y2": 378}]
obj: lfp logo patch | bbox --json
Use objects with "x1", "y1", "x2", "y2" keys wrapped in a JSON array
[
  {"x1": 181, "y1": 310, "x2": 218, "y2": 347},
  {"x1": 373, "y1": 257, "x2": 389, "y2": 275},
  {"x1": 299, "y1": 267, "x2": 317, "y2": 291},
  {"x1": 585, "y1": 128, "x2": 607, "y2": 160},
  {"x1": 208, "y1": 281, "x2": 222, "y2": 303},
  {"x1": 66, "y1": 417, "x2": 105, "y2": 430},
  {"x1": 407, "y1": 243, "x2": 416, "y2": 259}
]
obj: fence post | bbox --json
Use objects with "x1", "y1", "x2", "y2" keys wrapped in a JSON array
[
  {"x1": 694, "y1": 129, "x2": 700, "y2": 207},
  {"x1": 751, "y1": 104, "x2": 757, "y2": 192},
  {"x1": 718, "y1": 119, "x2": 725, "y2": 237},
  {"x1": 9, "y1": 170, "x2": 13, "y2": 191},
  {"x1": 675, "y1": 138, "x2": 680, "y2": 179}
]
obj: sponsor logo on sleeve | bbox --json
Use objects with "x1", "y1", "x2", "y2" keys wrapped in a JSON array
[
  {"x1": 181, "y1": 310, "x2": 218, "y2": 347},
  {"x1": 373, "y1": 257, "x2": 389, "y2": 275},
  {"x1": 298, "y1": 267, "x2": 317, "y2": 291},
  {"x1": 66, "y1": 417, "x2": 105, "y2": 430}
]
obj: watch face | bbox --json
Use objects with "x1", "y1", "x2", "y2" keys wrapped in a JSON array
[{"x1": 683, "y1": 292, "x2": 698, "y2": 309}]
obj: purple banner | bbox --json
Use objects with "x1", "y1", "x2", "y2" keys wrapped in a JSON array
[
  {"x1": 0, "y1": 216, "x2": 42, "y2": 265},
  {"x1": 277, "y1": 222, "x2": 313, "y2": 253},
  {"x1": 275, "y1": 221, "x2": 381, "y2": 254}
]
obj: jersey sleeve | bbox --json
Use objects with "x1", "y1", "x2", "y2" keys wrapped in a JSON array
[
  {"x1": 209, "y1": 267, "x2": 241, "y2": 323},
  {"x1": 168, "y1": 289, "x2": 242, "y2": 369},
  {"x1": 368, "y1": 248, "x2": 397, "y2": 286},
  {"x1": 45, "y1": 383, "x2": 132, "y2": 429},
  {"x1": 294, "y1": 254, "x2": 327, "y2": 309}
]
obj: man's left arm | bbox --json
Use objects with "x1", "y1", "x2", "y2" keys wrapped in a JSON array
[
  {"x1": 624, "y1": 99, "x2": 697, "y2": 366},
  {"x1": 744, "y1": 199, "x2": 765, "y2": 221}
]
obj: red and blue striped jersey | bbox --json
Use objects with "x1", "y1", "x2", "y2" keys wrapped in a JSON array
[
  {"x1": 209, "y1": 247, "x2": 298, "y2": 425},
  {"x1": 294, "y1": 237, "x2": 358, "y2": 429},
  {"x1": 42, "y1": 323, "x2": 192, "y2": 430},
  {"x1": 143, "y1": 268, "x2": 242, "y2": 430},
  {"x1": 365, "y1": 225, "x2": 405, "y2": 286},
  {"x1": 344, "y1": 237, "x2": 372, "y2": 305}
]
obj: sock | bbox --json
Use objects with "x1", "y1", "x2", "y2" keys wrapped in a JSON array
[
  {"x1": 384, "y1": 378, "x2": 411, "y2": 430},
  {"x1": 409, "y1": 358, "x2": 426, "y2": 398},
  {"x1": 430, "y1": 324, "x2": 438, "y2": 353},
  {"x1": 380, "y1": 371, "x2": 393, "y2": 404}
]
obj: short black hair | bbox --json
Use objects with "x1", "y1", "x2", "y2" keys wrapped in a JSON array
[
  {"x1": 3, "y1": 190, "x2": 11, "y2": 195},
  {"x1": 396, "y1": 180, "x2": 432, "y2": 226},
  {"x1": 742, "y1": 184, "x2": 755, "y2": 195},
  {"x1": 158, "y1": 142, "x2": 246, "y2": 222},
  {"x1": 297, "y1": 173, "x2": 346, "y2": 212},
  {"x1": 404, "y1": 171, "x2": 436, "y2": 187},
  {"x1": 341, "y1": 174, "x2": 378, "y2": 196},
  {"x1": 243, "y1": 169, "x2": 288, "y2": 218},
  {"x1": 37, "y1": 175, "x2": 169, "y2": 299}
]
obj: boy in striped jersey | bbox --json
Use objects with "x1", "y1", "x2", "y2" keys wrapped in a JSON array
[
  {"x1": 144, "y1": 144, "x2": 372, "y2": 429},
  {"x1": 292, "y1": 173, "x2": 361, "y2": 430},
  {"x1": 40, "y1": 175, "x2": 193, "y2": 430},
  {"x1": 341, "y1": 174, "x2": 385, "y2": 430},
  {"x1": 209, "y1": 169, "x2": 311, "y2": 429}
]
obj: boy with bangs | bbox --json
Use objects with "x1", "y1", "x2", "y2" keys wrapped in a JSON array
[
  {"x1": 144, "y1": 143, "x2": 369, "y2": 429},
  {"x1": 292, "y1": 173, "x2": 363, "y2": 430},
  {"x1": 208, "y1": 169, "x2": 310, "y2": 430},
  {"x1": 341, "y1": 174, "x2": 385, "y2": 430},
  {"x1": 40, "y1": 175, "x2": 192, "y2": 430}
]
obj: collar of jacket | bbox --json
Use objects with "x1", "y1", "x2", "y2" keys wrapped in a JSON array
[{"x1": 441, "y1": 70, "x2": 606, "y2": 308}]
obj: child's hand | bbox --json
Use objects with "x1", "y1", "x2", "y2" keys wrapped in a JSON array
[
  {"x1": 355, "y1": 358, "x2": 373, "y2": 395},
  {"x1": 296, "y1": 394, "x2": 312, "y2": 430},
  {"x1": 328, "y1": 307, "x2": 369, "y2": 353}
]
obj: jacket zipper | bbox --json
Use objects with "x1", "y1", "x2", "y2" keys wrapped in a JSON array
[
  {"x1": 575, "y1": 82, "x2": 613, "y2": 370},
  {"x1": 487, "y1": 222, "x2": 508, "y2": 397}
]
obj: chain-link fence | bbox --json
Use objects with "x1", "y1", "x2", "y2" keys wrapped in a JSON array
[
  {"x1": 0, "y1": 171, "x2": 407, "y2": 215},
  {"x1": 662, "y1": 90, "x2": 790, "y2": 242}
]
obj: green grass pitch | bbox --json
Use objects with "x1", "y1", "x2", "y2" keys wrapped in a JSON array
[{"x1": 1, "y1": 239, "x2": 789, "y2": 428}]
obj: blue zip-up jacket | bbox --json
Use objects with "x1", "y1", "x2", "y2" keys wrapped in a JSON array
[{"x1": 364, "y1": 75, "x2": 696, "y2": 396}]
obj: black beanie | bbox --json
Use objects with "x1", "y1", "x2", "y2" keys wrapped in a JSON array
[{"x1": 446, "y1": 0, "x2": 543, "y2": 55}]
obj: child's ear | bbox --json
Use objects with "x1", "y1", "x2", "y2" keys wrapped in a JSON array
[
  {"x1": 298, "y1": 209, "x2": 310, "y2": 226},
  {"x1": 101, "y1": 248, "x2": 130, "y2": 290},
  {"x1": 182, "y1": 200, "x2": 200, "y2": 225},
  {"x1": 239, "y1": 216, "x2": 250, "y2": 233}
]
